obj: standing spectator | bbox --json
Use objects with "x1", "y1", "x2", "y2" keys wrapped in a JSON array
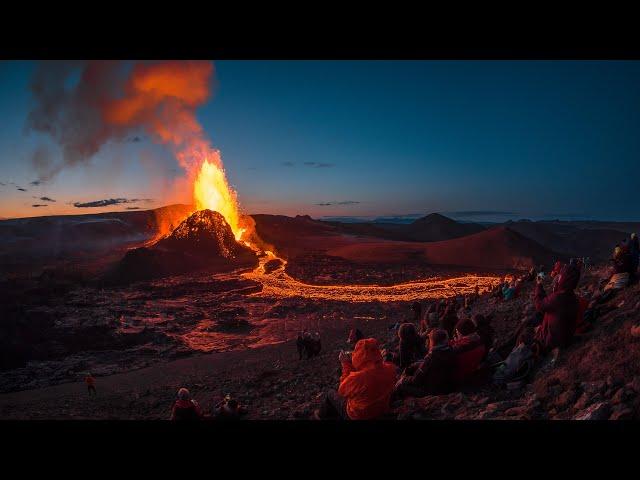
[{"x1": 85, "y1": 373, "x2": 96, "y2": 396}]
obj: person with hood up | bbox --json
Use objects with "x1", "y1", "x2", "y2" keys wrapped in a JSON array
[
  {"x1": 533, "y1": 263, "x2": 580, "y2": 353},
  {"x1": 170, "y1": 388, "x2": 203, "y2": 421},
  {"x1": 395, "y1": 322, "x2": 427, "y2": 370},
  {"x1": 316, "y1": 338, "x2": 397, "y2": 420},
  {"x1": 450, "y1": 318, "x2": 486, "y2": 386},
  {"x1": 394, "y1": 329, "x2": 456, "y2": 398}
]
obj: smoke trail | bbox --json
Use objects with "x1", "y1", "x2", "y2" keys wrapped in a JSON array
[{"x1": 26, "y1": 60, "x2": 216, "y2": 182}]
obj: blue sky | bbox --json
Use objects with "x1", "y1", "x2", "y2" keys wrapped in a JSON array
[{"x1": 1, "y1": 60, "x2": 639, "y2": 220}]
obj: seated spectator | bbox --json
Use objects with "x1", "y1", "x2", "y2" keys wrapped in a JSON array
[
  {"x1": 394, "y1": 329, "x2": 456, "y2": 399},
  {"x1": 533, "y1": 263, "x2": 580, "y2": 353},
  {"x1": 395, "y1": 323, "x2": 427, "y2": 370},
  {"x1": 450, "y1": 318, "x2": 486, "y2": 386},
  {"x1": 411, "y1": 302, "x2": 422, "y2": 324},
  {"x1": 296, "y1": 331, "x2": 322, "y2": 359},
  {"x1": 473, "y1": 314, "x2": 495, "y2": 355},
  {"x1": 440, "y1": 299, "x2": 459, "y2": 338},
  {"x1": 492, "y1": 330, "x2": 535, "y2": 384},
  {"x1": 524, "y1": 266, "x2": 537, "y2": 282},
  {"x1": 213, "y1": 395, "x2": 247, "y2": 421},
  {"x1": 170, "y1": 388, "x2": 203, "y2": 421},
  {"x1": 491, "y1": 279, "x2": 506, "y2": 299},
  {"x1": 296, "y1": 330, "x2": 307, "y2": 360},
  {"x1": 316, "y1": 338, "x2": 396, "y2": 420},
  {"x1": 419, "y1": 312, "x2": 440, "y2": 340},
  {"x1": 550, "y1": 260, "x2": 565, "y2": 292},
  {"x1": 308, "y1": 332, "x2": 322, "y2": 357},
  {"x1": 347, "y1": 328, "x2": 364, "y2": 347},
  {"x1": 502, "y1": 279, "x2": 521, "y2": 300}
]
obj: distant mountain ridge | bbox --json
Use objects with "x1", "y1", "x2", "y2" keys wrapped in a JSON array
[{"x1": 327, "y1": 225, "x2": 562, "y2": 270}]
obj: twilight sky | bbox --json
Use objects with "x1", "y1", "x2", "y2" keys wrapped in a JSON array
[{"x1": 1, "y1": 60, "x2": 639, "y2": 221}]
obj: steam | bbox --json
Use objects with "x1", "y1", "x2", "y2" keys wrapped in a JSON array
[{"x1": 26, "y1": 60, "x2": 216, "y2": 182}]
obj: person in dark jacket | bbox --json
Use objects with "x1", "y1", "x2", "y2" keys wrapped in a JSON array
[
  {"x1": 533, "y1": 263, "x2": 580, "y2": 353},
  {"x1": 440, "y1": 299, "x2": 459, "y2": 338},
  {"x1": 411, "y1": 302, "x2": 422, "y2": 324},
  {"x1": 473, "y1": 314, "x2": 495, "y2": 356},
  {"x1": 170, "y1": 388, "x2": 203, "y2": 421},
  {"x1": 395, "y1": 322, "x2": 427, "y2": 370},
  {"x1": 296, "y1": 331, "x2": 307, "y2": 360},
  {"x1": 347, "y1": 328, "x2": 364, "y2": 347},
  {"x1": 612, "y1": 243, "x2": 633, "y2": 275},
  {"x1": 450, "y1": 318, "x2": 486, "y2": 386},
  {"x1": 394, "y1": 329, "x2": 456, "y2": 398}
]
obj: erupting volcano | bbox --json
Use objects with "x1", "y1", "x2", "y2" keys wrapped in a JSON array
[{"x1": 192, "y1": 157, "x2": 245, "y2": 241}]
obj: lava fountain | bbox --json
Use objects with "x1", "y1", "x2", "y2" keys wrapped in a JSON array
[{"x1": 191, "y1": 152, "x2": 244, "y2": 241}]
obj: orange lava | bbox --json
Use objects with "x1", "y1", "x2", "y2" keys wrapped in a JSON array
[
  {"x1": 243, "y1": 252, "x2": 502, "y2": 303},
  {"x1": 193, "y1": 155, "x2": 244, "y2": 241}
]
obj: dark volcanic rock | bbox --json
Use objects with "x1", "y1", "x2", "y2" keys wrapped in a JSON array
[{"x1": 107, "y1": 210, "x2": 257, "y2": 283}]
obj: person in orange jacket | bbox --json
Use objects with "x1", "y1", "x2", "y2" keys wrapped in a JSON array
[{"x1": 316, "y1": 338, "x2": 397, "y2": 420}]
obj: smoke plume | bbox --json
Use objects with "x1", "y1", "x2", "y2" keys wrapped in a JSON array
[{"x1": 26, "y1": 60, "x2": 216, "y2": 182}]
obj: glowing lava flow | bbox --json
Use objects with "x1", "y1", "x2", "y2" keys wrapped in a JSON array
[{"x1": 242, "y1": 252, "x2": 502, "y2": 303}]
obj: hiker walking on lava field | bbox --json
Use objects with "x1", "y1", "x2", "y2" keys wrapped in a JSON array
[{"x1": 85, "y1": 373, "x2": 96, "y2": 396}]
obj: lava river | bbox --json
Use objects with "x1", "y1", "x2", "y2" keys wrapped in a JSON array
[{"x1": 242, "y1": 252, "x2": 502, "y2": 303}]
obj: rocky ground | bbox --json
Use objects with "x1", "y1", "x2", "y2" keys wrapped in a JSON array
[{"x1": 1, "y1": 262, "x2": 640, "y2": 420}]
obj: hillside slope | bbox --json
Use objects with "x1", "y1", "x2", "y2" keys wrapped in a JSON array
[{"x1": 327, "y1": 226, "x2": 562, "y2": 270}]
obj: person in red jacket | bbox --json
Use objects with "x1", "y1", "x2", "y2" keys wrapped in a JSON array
[
  {"x1": 316, "y1": 338, "x2": 397, "y2": 420},
  {"x1": 533, "y1": 263, "x2": 580, "y2": 353},
  {"x1": 170, "y1": 388, "x2": 203, "y2": 421},
  {"x1": 450, "y1": 318, "x2": 486, "y2": 386},
  {"x1": 85, "y1": 373, "x2": 96, "y2": 396}
]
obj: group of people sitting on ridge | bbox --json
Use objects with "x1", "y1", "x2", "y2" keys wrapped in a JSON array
[
  {"x1": 166, "y1": 232, "x2": 639, "y2": 421},
  {"x1": 314, "y1": 232, "x2": 640, "y2": 420}
]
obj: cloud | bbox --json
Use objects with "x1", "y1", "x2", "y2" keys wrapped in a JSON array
[
  {"x1": 315, "y1": 200, "x2": 360, "y2": 206},
  {"x1": 281, "y1": 161, "x2": 295, "y2": 167},
  {"x1": 304, "y1": 162, "x2": 334, "y2": 168},
  {"x1": 32, "y1": 204, "x2": 48, "y2": 207},
  {"x1": 72, "y1": 197, "x2": 152, "y2": 208},
  {"x1": 39, "y1": 196, "x2": 56, "y2": 202},
  {"x1": 30, "y1": 180, "x2": 42, "y2": 186},
  {"x1": 16, "y1": 187, "x2": 27, "y2": 192}
]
